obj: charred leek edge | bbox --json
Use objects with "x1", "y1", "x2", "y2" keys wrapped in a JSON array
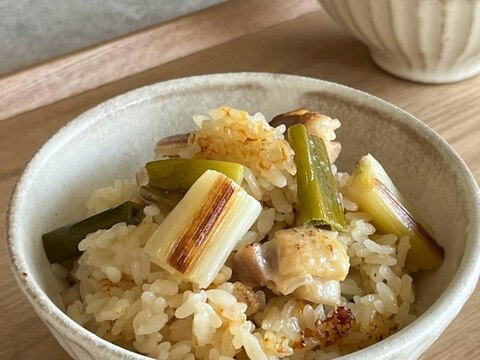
[
  {"x1": 288, "y1": 124, "x2": 347, "y2": 232},
  {"x1": 344, "y1": 154, "x2": 444, "y2": 270},
  {"x1": 360, "y1": 154, "x2": 435, "y2": 236},
  {"x1": 145, "y1": 170, "x2": 261, "y2": 288},
  {"x1": 154, "y1": 133, "x2": 190, "y2": 157},
  {"x1": 42, "y1": 201, "x2": 145, "y2": 263},
  {"x1": 146, "y1": 158, "x2": 244, "y2": 191},
  {"x1": 139, "y1": 186, "x2": 184, "y2": 212}
]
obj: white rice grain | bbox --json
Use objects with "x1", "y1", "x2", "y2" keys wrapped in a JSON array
[
  {"x1": 340, "y1": 279, "x2": 363, "y2": 296},
  {"x1": 400, "y1": 274, "x2": 414, "y2": 303},
  {"x1": 364, "y1": 239, "x2": 395, "y2": 255},
  {"x1": 397, "y1": 236, "x2": 411, "y2": 268},
  {"x1": 256, "y1": 208, "x2": 276, "y2": 234},
  {"x1": 102, "y1": 265, "x2": 122, "y2": 283},
  {"x1": 207, "y1": 289, "x2": 237, "y2": 307},
  {"x1": 394, "y1": 301, "x2": 411, "y2": 328},
  {"x1": 376, "y1": 282, "x2": 399, "y2": 314},
  {"x1": 150, "y1": 279, "x2": 179, "y2": 297},
  {"x1": 342, "y1": 197, "x2": 358, "y2": 211},
  {"x1": 374, "y1": 234, "x2": 397, "y2": 246},
  {"x1": 365, "y1": 254, "x2": 397, "y2": 266},
  {"x1": 51, "y1": 263, "x2": 69, "y2": 278},
  {"x1": 144, "y1": 205, "x2": 160, "y2": 217},
  {"x1": 243, "y1": 166, "x2": 263, "y2": 200},
  {"x1": 270, "y1": 188, "x2": 293, "y2": 213}
]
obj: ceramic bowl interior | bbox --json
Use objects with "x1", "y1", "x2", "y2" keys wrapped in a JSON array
[{"x1": 7, "y1": 73, "x2": 480, "y2": 359}]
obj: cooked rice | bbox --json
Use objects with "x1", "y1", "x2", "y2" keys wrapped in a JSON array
[
  {"x1": 59, "y1": 107, "x2": 417, "y2": 359},
  {"x1": 85, "y1": 180, "x2": 138, "y2": 216}
]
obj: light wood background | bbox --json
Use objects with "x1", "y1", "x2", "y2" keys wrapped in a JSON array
[{"x1": 0, "y1": 0, "x2": 479, "y2": 359}]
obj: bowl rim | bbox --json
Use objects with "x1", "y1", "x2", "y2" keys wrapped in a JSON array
[{"x1": 6, "y1": 72, "x2": 480, "y2": 359}]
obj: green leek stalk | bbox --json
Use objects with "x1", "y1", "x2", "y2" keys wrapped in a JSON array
[
  {"x1": 42, "y1": 201, "x2": 145, "y2": 263},
  {"x1": 288, "y1": 124, "x2": 346, "y2": 232},
  {"x1": 146, "y1": 159, "x2": 244, "y2": 190},
  {"x1": 344, "y1": 154, "x2": 444, "y2": 270}
]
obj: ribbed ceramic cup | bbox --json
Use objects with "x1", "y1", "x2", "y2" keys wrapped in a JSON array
[{"x1": 319, "y1": 0, "x2": 480, "y2": 83}]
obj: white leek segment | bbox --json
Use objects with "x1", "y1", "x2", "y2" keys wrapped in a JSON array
[
  {"x1": 343, "y1": 154, "x2": 444, "y2": 270},
  {"x1": 145, "y1": 170, "x2": 261, "y2": 288}
]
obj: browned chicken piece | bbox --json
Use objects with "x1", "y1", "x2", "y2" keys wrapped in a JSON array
[
  {"x1": 232, "y1": 242, "x2": 272, "y2": 288},
  {"x1": 293, "y1": 278, "x2": 341, "y2": 305},
  {"x1": 270, "y1": 109, "x2": 342, "y2": 163},
  {"x1": 273, "y1": 227, "x2": 349, "y2": 285},
  {"x1": 232, "y1": 227, "x2": 350, "y2": 305}
]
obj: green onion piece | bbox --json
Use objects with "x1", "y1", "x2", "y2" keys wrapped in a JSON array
[
  {"x1": 42, "y1": 201, "x2": 145, "y2": 263},
  {"x1": 343, "y1": 154, "x2": 444, "y2": 270},
  {"x1": 139, "y1": 186, "x2": 184, "y2": 212},
  {"x1": 288, "y1": 124, "x2": 347, "y2": 232},
  {"x1": 146, "y1": 159, "x2": 244, "y2": 190}
]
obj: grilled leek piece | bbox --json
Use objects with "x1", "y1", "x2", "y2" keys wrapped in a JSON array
[
  {"x1": 146, "y1": 158, "x2": 244, "y2": 190},
  {"x1": 154, "y1": 133, "x2": 190, "y2": 158},
  {"x1": 288, "y1": 124, "x2": 347, "y2": 232},
  {"x1": 343, "y1": 154, "x2": 444, "y2": 269},
  {"x1": 145, "y1": 170, "x2": 261, "y2": 288},
  {"x1": 42, "y1": 201, "x2": 145, "y2": 263}
]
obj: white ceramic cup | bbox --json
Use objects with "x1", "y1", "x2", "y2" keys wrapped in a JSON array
[{"x1": 318, "y1": 0, "x2": 480, "y2": 83}]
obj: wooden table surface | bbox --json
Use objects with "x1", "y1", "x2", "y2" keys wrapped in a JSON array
[{"x1": 1, "y1": 0, "x2": 479, "y2": 359}]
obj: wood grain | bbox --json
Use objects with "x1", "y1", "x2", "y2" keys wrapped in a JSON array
[
  {"x1": 1, "y1": 1, "x2": 479, "y2": 359},
  {"x1": 0, "y1": 0, "x2": 319, "y2": 121}
]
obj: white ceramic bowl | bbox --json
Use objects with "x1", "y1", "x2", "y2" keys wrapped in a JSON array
[
  {"x1": 318, "y1": 0, "x2": 480, "y2": 83},
  {"x1": 7, "y1": 73, "x2": 480, "y2": 359}
]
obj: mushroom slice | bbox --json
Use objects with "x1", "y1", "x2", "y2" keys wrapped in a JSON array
[{"x1": 270, "y1": 109, "x2": 342, "y2": 163}]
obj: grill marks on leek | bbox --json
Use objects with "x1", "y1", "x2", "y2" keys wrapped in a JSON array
[
  {"x1": 169, "y1": 176, "x2": 235, "y2": 273},
  {"x1": 344, "y1": 154, "x2": 444, "y2": 269},
  {"x1": 146, "y1": 158, "x2": 244, "y2": 191},
  {"x1": 145, "y1": 170, "x2": 261, "y2": 288},
  {"x1": 288, "y1": 124, "x2": 346, "y2": 232}
]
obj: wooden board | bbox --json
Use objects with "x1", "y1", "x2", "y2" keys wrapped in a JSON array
[
  {"x1": 0, "y1": 0, "x2": 479, "y2": 359},
  {"x1": 0, "y1": 0, "x2": 319, "y2": 121}
]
